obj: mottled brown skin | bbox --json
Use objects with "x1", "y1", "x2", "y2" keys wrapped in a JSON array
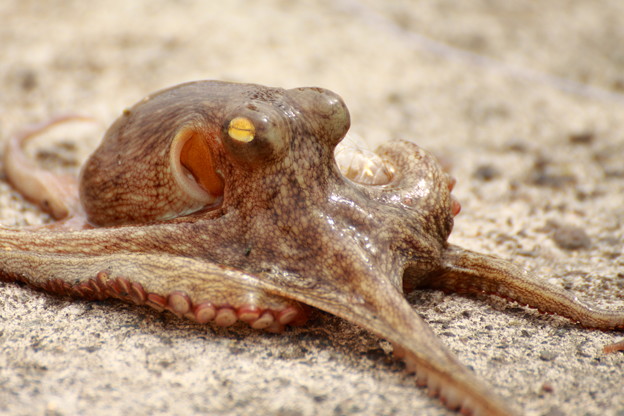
[{"x1": 1, "y1": 81, "x2": 623, "y2": 416}]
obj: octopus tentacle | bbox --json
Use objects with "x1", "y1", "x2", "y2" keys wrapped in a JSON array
[
  {"x1": 361, "y1": 141, "x2": 454, "y2": 207},
  {"x1": 3, "y1": 115, "x2": 93, "y2": 221},
  {"x1": 339, "y1": 140, "x2": 461, "y2": 220},
  {"x1": 433, "y1": 245, "x2": 624, "y2": 330},
  {"x1": 273, "y1": 262, "x2": 519, "y2": 416},
  {"x1": 0, "y1": 218, "x2": 514, "y2": 414},
  {"x1": 604, "y1": 339, "x2": 624, "y2": 354},
  {"x1": 0, "y1": 249, "x2": 306, "y2": 330}
]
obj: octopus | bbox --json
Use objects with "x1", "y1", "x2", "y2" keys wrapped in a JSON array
[{"x1": 1, "y1": 81, "x2": 623, "y2": 416}]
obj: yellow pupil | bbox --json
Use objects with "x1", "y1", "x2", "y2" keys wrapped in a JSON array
[{"x1": 228, "y1": 117, "x2": 255, "y2": 143}]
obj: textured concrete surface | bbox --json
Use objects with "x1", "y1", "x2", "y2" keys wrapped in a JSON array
[{"x1": 1, "y1": 1, "x2": 623, "y2": 415}]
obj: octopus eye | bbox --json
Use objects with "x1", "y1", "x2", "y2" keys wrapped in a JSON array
[
  {"x1": 227, "y1": 117, "x2": 255, "y2": 143},
  {"x1": 223, "y1": 109, "x2": 288, "y2": 166}
]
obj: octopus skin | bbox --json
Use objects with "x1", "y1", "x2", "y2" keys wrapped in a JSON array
[{"x1": 1, "y1": 80, "x2": 623, "y2": 416}]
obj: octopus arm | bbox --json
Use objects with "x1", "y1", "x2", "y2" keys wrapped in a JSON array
[
  {"x1": 267, "y1": 267, "x2": 520, "y2": 416},
  {"x1": 435, "y1": 245, "x2": 624, "y2": 330},
  {"x1": 0, "y1": 248, "x2": 304, "y2": 330}
]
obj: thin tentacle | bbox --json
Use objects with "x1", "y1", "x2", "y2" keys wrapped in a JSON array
[
  {"x1": 432, "y1": 245, "x2": 624, "y2": 330},
  {"x1": 604, "y1": 339, "x2": 624, "y2": 354},
  {"x1": 3, "y1": 115, "x2": 94, "y2": 221},
  {"x1": 266, "y1": 260, "x2": 520, "y2": 416}
]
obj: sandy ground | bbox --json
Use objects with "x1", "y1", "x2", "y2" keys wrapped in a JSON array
[{"x1": 1, "y1": 1, "x2": 623, "y2": 415}]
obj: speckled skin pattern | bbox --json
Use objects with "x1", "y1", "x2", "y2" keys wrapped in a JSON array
[{"x1": 1, "y1": 81, "x2": 623, "y2": 416}]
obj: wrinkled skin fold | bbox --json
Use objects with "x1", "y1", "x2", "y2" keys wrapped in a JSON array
[{"x1": 1, "y1": 81, "x2": 623, "y2": 416}]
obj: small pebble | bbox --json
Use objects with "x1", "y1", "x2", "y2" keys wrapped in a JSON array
[
  {"x1": 568, "y1": 131, "x2": 594, "y2": 145},
  {"x1": 552, "y1": 224, "x2": 591, "y2": 250},
  {"x1": 541, "y1": 383, "x2": 554, "y2": 393},
  {"x1": 530, "y1": 156, "x2": 576, "y2": 188},
  {"x1": 473, "y1": 164, "x2": 500, "y2": 181},
  {"x1": 539, "y1": 350, "x2": 558, "y2": 361}
]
